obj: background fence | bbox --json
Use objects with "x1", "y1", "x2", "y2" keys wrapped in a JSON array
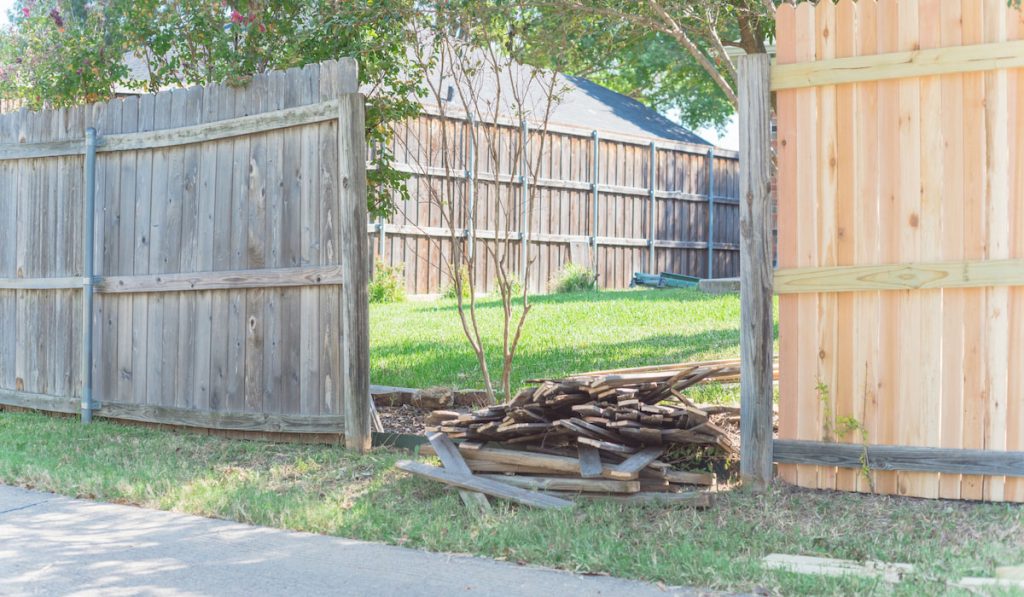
[
  {"x1": 371, "y1": 108, "x2": 741, "y2": 295},
  {"x1": 0, "y1": 59, "x2": 372, "y2": 449},
  {"x1": 773, "y1": 0, "x2": 1024, "y2": 502}
]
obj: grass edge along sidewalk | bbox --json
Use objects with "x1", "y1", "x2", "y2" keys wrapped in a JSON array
[{"x1": 1, "y1": 410, "x2": 1022, "y2": 595}]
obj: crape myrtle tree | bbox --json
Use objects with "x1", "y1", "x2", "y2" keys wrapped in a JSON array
[
  {"x1": 0, "y1": 0, "x2": 425, "y2": 216},
  {"x1": 407, "y1": 2, "x2": 568, "y2": 402}
]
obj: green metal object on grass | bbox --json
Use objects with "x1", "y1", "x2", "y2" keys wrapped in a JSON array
[{"x1": 630, "y1": 272, "x2": 701, "y2": 289}]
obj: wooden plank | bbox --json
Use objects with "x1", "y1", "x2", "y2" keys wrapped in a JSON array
[
  {"x1": 793, "y1": 1, "x2": 820, "y2": 492},
  {"x1": 1006, "y1": 3, "x2": 1024, "y2": 504},
  {"x1": 737, "y1": 52, "x2": 774, "y2": 487},
  {"x1": 477, "y1": 474, "x2": 640, "y2": 494},
  {"x1": 984, "y1": 0, "x2": 1011, "y2": 502},
  {"x1": 771, "y1": 39, "x2": 1024, "y2": 90},
  {"x1": 774, "y1": 2, "x2": 799, "y2": 487},
  {"x1": 93, "y1": 99, "x2": 341, "y2": 153},
  {"x1": 663, "y1": 470, "x2": 714, "y2": 486},
  {"x1": 145, "y1": 89, "x2": 172, "y2": 409},
  {"x1": 158, "y1": 88, "x2": 187, "y2": 410},
  {"x1": 338, "y1": 93, "x2": 371, "y2": 452},
  {"x1": 132, "y1": 91, "x2": 155, "y2": 406},
  {"x1": 95, "y1": 265, "x2": 345, "y2": 294},
  {"x1": 97, "y1": 401, "x2": 345, "y2": 433},
  {"x1": 611, "y1": 447, "x2": 664, "y2": 476},
  {"x1": 298, "y1": 63, "x2": 322, "y2": 418},
  {"x1": 0, "y1": 138, "x2": 84, "y2": 160},
  {"x1": 175, "y1": 85, "x2": 204, "y2": 410},
  {"x1": 577, "y1": 445, "x2": 603, "y2": 478},
  {"x1": 773, "y1": 440, "x2": 1024, "y2": 477},
  {"x1": 115, "y1": 96, "x2": 140, "y2": 405},
  {"x1": 937, "y1": 0, "x2": 965, "y2": 502},
  {"x1": 895, "y1": 0, "x2": 923, "y2": 499},
  {"x1": 395, "y1": 460, "x2": 574, "y2": 510},
  {"x1": 775, "y1": 258, "x2": 1024, "y2": 294},
  {"x1": 318, "y1": 64, "x2": 342, "y2": 419},
  {"x1": 0, "y1": 388, "x2": 346, "y2": 433},
  {"x1": 427, "y1": 432, "x2": 491, "y2": 514},
  {"x1": 871, "y1": 0, "x2": 901, "y2": 498},
  {"x1": 762, "y1": 554, "x2": 913, "y2": 583},
  {"x1": 556, "y1": 490, "x2": 712, "y2": 507},
  {"x1": 832, "y1": 0, "x2": 857, "y2": 494},
  {"x1": 191, "y1": 82, "x2": 218, "y2": 412},
  {"x1": 243, "y1": 73, "x2": 268, "y2": 415},
  {"x1": 0, "y1": 277, "x2": 83, "y2": 290},
  {"x1": 959, "y1": 0, "x2": 986, "y2": 502}
]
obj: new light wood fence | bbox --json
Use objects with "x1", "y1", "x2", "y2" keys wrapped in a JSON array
[
  {"x1": 772, "y1": 0, "x2": 1024, "y2": 501},
  {"x1": 0, "y1": 59, "x2": 372, "y2": 450},
  {"x1": 371, "y1": 109, "x2": 741, "y2": 294}
]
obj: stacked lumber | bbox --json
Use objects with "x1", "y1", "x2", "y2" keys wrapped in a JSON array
[
  {"x1": 400, "y1": 359, "x2": 767, "y2": 508},
  {"x1": 426, "y1": 359, "x2": 746, "y2": 454}
]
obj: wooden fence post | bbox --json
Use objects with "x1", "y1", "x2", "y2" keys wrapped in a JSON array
[
  {"x1": 339, "y1": 93, "x2": 371, "y2": 452},
  {"x1": 738, "y1": 54, "x2": 774, "y2": 486}
]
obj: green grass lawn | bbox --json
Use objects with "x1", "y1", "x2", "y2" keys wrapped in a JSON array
[
  {"x1": 371, "y1": 288, "x2": 765, "y2": 403},
  {"x1": 1, "y1": 411, "x2": 1021, "y2": 596}
]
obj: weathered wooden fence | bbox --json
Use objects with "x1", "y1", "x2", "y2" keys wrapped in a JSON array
[
  {"x1": 0, "y1": 59, "x2": 372, "y2": 450},
  {"x1": 771, "y1": 0, "x2": 1024, "y2": 501},
  {"x1": 370, "y1": 108, "x2": 741, "y2": 294}
]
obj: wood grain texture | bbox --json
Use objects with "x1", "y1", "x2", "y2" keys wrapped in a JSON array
[
  {"x1": 774, "y1": 440, "x2": 1024, "y2": 477},
  {"x1": 427, "y1": 432, "x2": 492, "y2": 514},
  {"x1": 775, "y1": 0, "x2": 1024, "y2": 502},
  {"x1": 0, "y1": 60, "x2": 365, "y2": 437},
  {"x1": 771, "y1": 38, "x2": 1024, "y2": 90},
  {"x1": 396, "y1": 460, "x2": 575, "y2": 509},
  {"x1": 737, "y1": 54, "x2": 774, "y2": 487}
]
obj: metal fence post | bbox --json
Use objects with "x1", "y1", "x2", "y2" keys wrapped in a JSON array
[
  {"x1": 647, "y1": 141, "x2": 657, "y2": 274},
  {"x1": 707, "y1": 147, "x2": 717, "y2": 279},
  {"x1": 591, "y1": 130, "x2": 600, "y2": 286},
  {"x1": 81, "y1": 128, "x2": 97, "y2": 424},
  {"x1": 520, "y1": 119, "x2": 529, "y2": 282},
  {"x1": 466, "y1": 115, "x2": 476, "y2": 260}
]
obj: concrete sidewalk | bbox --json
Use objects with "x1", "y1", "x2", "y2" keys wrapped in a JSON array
[{"x1": 0, "y1": 485, "x2": 694, "y2": 596}]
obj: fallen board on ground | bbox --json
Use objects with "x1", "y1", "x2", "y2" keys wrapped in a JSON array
[
  {"x1": 761, "y1": 554, "x2": 914, "y2": 584},
  {"x1": 395, "y1": 460, "x2": 574, "y2": 510}
]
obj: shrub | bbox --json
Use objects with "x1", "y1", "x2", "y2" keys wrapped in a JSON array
[
  {"x1": 369, "y1": 260, "x2": 406, "y2": 304},
  {"x1": 491, "y1": 273, "x2": 523, "y2": 298},
  {"x1": 443, "y1": 265, "x2": 472, "y2": 300},
  {"x1": 549, "y1": 262, "x2": 597, "y2": 293}
]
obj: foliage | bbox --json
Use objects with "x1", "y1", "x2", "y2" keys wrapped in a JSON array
[
  {"x1": 548, "y1": 262, "x2": 597, "y2": 294},
  {"x1": 490, "y1": 273, "x2": 522, "y2": 299},
  {"x1": 491, "y1": 0, "x2": 781, "y2": 131},
  {"x1": 0, "y1": 0, "x2": 424, "y2": 217},
  {"x1": 368, "y1": 260, "x2": 406, "y2": 304},
  {"x1": 442, "y1": 265, "x2": 471, "y2": 300}
]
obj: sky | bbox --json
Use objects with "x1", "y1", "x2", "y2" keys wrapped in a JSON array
[{"x1": 0, "y1": 0, "x2": 9, "y2": 25}]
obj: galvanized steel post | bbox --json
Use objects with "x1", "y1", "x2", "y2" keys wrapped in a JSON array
[
  {"x1": 591, "y1": 130, "x2": 599, "y2": 287},
  {"x1": 519, "y1": 119, "x2": 529, "y2": 281},
  {"x1": 466, "y1": 115, "x2": 476, "y2": 260},
  {"x1": 81, "y1": 128, "x2": 97, "y2": 424},
  {"x1": 647, "y1": 141, "x2": 657, "y2": 274}
]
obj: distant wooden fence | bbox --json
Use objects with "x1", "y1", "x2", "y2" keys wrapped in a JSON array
[
  {"x1": 371, "y1": 108, "x2": 741, "y2": 294},
  {"x1": 772, "y1": 0, "x2": 1024, "y2": 502},
  {"x1": 0, "y1": 60, "x2": 372, "y2": 450}
]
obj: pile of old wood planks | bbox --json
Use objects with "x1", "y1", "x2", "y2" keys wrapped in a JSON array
[{"x1": 396, "y1": 359, "x2": 766, "y2": 509}]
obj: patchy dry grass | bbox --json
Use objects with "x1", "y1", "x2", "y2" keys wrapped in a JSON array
[{"x1": 2, "y1": 410, "x2": 1022, "y2": 595}]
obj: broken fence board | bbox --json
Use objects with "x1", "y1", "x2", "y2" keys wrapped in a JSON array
[
  {"x1": 426, "y1": 432, "x2": 491, "y2": 515},
  {"x1": 395, "y1": 460, "x2": 574, "y2": 510},
  {"x1": 577, "y1": 445, "x2": 603, "y2": 478}
]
